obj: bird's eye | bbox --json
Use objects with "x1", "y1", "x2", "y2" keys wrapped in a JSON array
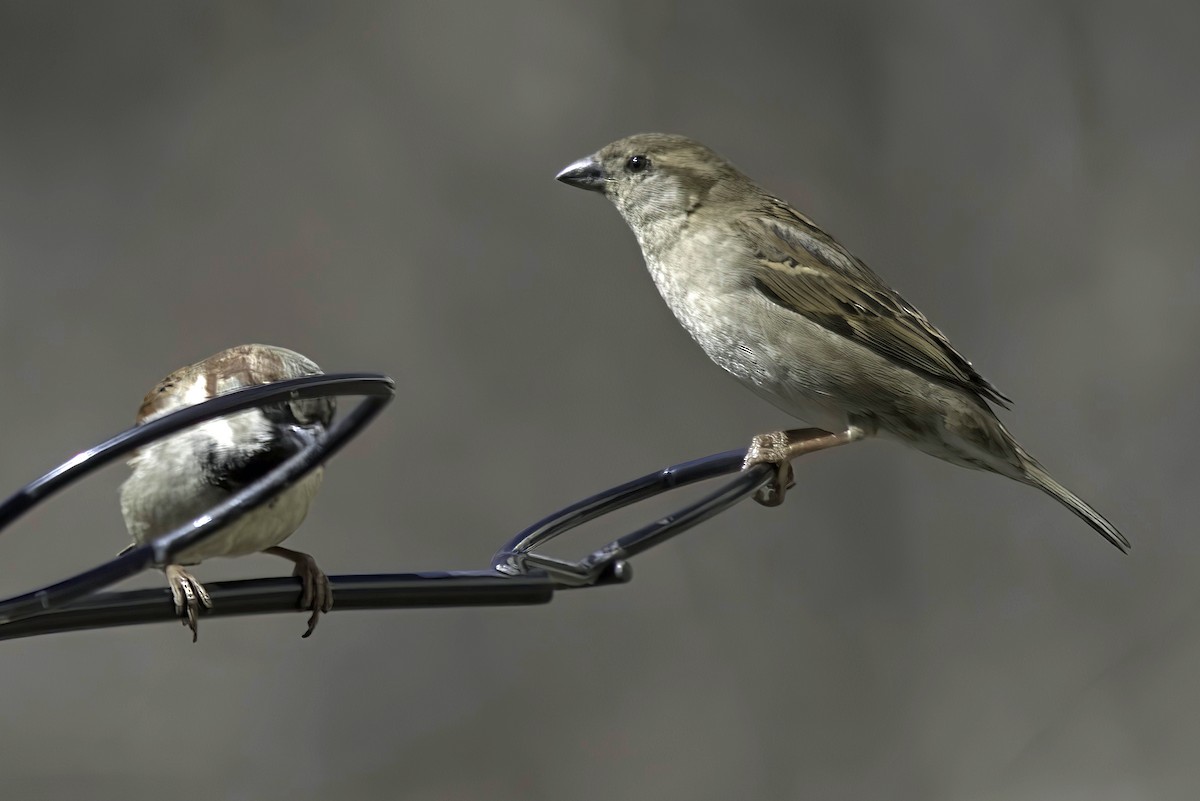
[{"x1": 625, "y1": 155, "x2": 650, "y2": 174}]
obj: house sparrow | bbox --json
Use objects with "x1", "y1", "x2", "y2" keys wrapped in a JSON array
[
  {"x1": 119, "y1": 344, "x2": 337, "y2": 640},
  {"x1": 556, "y1": 133, "x2": 1129, "y2": 553}
]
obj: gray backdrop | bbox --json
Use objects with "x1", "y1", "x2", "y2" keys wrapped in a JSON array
[{"x1": 0, "y1": 2, "x2": 1196, "y2": 799}]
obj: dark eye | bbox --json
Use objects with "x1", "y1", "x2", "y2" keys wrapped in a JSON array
[{"x1": 625, "y1": 154, "x2": 650, "y2": 173}]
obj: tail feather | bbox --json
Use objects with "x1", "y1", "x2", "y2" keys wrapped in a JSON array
[{"x1": 1018, "y1": 452, "x2": 1130, "y2": 553}]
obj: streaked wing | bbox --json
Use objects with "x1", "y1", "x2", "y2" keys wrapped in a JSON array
[{"x1": 738, "y1": 202, "x2": 1011, "y2": 407}]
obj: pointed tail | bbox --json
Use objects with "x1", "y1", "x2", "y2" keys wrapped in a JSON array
[{"x1": 1018, "y1": 452, "x2": 1131, "y2": 553}]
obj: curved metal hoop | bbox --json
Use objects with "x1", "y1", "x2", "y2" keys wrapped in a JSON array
[
  {"x1": 0, "y1": 373, "x2": 395, "y2": 625},
  {"x1": 493, "y1": 450, "x2": 776, "y2": 587}
]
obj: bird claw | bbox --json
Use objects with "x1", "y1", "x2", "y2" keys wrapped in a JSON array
[
  {"x1": 263, "y1": 546, "x2": 334, "y2": 638},
  {"x1": 290, "y1": 554, "x2": 333, "y2": 638},
  {"x1": 754, "y1": 463, "x2": 795, "y2": 506},
  {"x1": 164, "y1": 564, "x2": 212, "y2": 642},
  {"x1": 743, "y1": 431, "x2": 799, "y2": 507},
  {"x1": 742, "y1": 427, "x2": 863, "y2": 506}
]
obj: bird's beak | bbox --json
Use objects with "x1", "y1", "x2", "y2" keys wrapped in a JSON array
[{"x1": 555, "y1": 155, "x2": 606, "y2": 193}]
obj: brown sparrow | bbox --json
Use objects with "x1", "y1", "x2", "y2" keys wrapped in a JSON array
[
  {"x1": 119, "y1": 344, "x2": 336, "y2": 640},
  {"x1": 557, "y1": 133, "x2": 1129, "y2": 552}
]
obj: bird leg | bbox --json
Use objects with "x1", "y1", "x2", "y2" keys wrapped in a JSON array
[
  {"x1": 264, "y1": 546, "x2": 333, "y2": 638},
  {"x1": 164, "y1": 564, "x2": 213, "y2": 642},
  {"x1": 743, "y1": 426, "x2": 865, "y2": 507}
]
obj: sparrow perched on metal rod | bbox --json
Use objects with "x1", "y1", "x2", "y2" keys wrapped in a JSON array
[
  {"x1": 119, "y1": 344, "x2": 336, "y2": 640},
  {"x1": 556, "y1": 133, "x2": 1129, "y2": 553}
]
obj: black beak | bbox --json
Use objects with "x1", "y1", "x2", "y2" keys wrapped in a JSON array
[{"x1": 555, "y1": 155, "x2": 606, "y2": 192}]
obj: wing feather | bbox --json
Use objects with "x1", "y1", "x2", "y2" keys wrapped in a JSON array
[{"x1": 738, "y1": 202, "x2": 1011, "y2": 407}]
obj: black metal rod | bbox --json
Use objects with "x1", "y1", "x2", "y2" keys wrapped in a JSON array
[
  {"x1": 0, "y1": 572, "x2": 555, "y2": 641},
  {"x1": 0, "y1": 364, "x2": 807, "y2": 640}
]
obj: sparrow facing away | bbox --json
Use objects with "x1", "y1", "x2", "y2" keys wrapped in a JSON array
[
  {"x1": 119, "y1": 344, "x2": 337, "y2": 640},
  {"x1": 556, "y1": 133, "x2": 1129, "y2": 553}
]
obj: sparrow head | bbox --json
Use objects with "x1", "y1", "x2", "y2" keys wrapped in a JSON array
[
  {"x1": 136, "y1": 344, "x2": 334, "y2": 431},
  {"x1": 129, "y1": 344, "x2": 335, "y2": 486},
  {"x1": 556, "y1": 134, "x2": 749, "y2": 232}
]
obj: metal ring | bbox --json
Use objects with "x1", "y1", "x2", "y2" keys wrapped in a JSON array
[
  {"x1": 493, "y1": 449, "x2": 775, "y2": 587},
  {"x1": 0, "y1": 373, "x2": 395, "y2": 624}
]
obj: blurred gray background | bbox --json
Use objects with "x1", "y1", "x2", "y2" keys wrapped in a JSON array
[{"x1": 0, "y1": 1, "x2": 1195, "y2": 799}]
